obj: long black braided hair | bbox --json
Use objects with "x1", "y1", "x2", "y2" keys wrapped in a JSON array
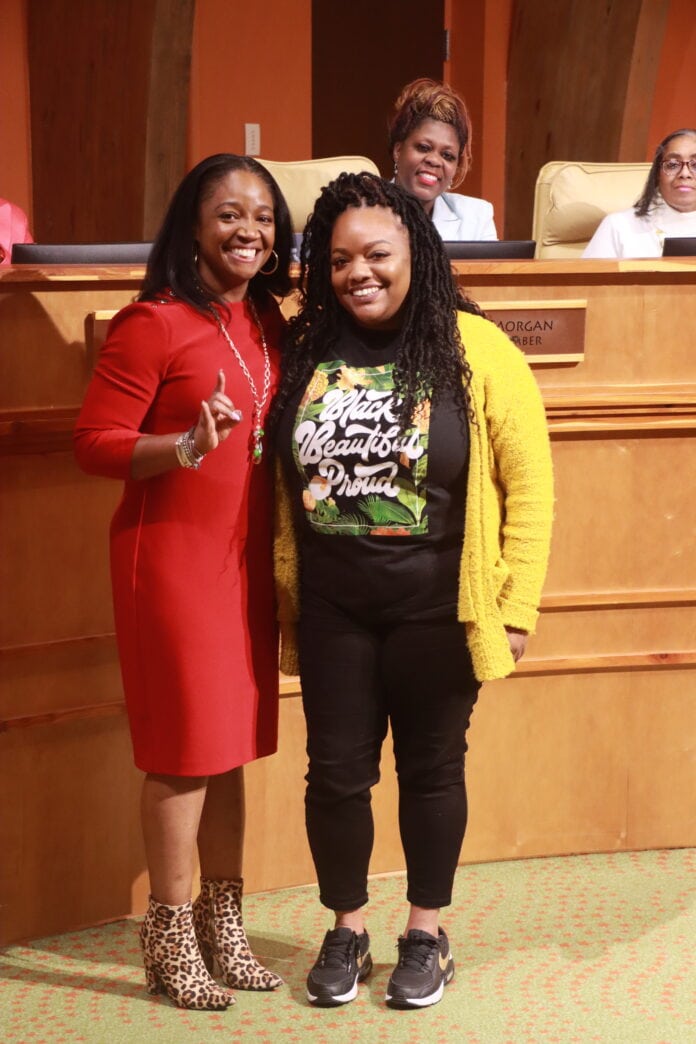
[{"x1": 271, "y1": 172, "x2": 484, "y2": 434}]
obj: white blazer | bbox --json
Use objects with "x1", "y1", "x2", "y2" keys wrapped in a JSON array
[{"x1": 431, "y1": 192, "x2": 498, "y2": 241}]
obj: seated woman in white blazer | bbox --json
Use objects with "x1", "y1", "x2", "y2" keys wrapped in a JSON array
[
  {"x1": 389, "y1": 77, "x2": 497, "y2": 241},
  {"x1": 584, "y1": 128, "x2": 696, "y2": 258}
]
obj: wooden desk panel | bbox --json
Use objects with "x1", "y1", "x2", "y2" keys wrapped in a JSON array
[
  {"x1": 453, "y1": 261, "x2": 696, "y2": 391},
  {"x1": 1, "y1": 262, "x2": 694, "y2": 943},
  {"x1": 0, "y1": 267, "x2": 141, "y2": 410}
]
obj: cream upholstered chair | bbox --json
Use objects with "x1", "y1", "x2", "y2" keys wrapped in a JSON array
[
  {"x1": 532, "y1": 160, "x2": 651, "y2": 258},
  {"x1": 257, "y1": 155, "x2": 380, "y2": 233}
]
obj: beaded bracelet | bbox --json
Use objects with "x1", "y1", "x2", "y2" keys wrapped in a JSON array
[{"x1": 174, "y1": 427, "x2": 206, "y2": 469}]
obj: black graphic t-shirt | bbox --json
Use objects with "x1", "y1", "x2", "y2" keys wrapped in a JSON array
[{"x1": 278, "y1": 320, "x2": 469, "y2": 621}]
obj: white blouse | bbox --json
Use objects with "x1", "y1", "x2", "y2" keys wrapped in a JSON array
[{"x1": 583, "y1": 200, "x2": 696, "y2": 258}]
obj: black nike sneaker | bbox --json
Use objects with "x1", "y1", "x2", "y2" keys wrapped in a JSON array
[
  {"x1": 385, "y1": 927, "x2": 454, "y2": 1009},
  {"x1": 306, "y1": 926, "x2": 373, "y2": 1006}
]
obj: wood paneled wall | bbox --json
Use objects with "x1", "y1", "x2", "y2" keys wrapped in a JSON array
[
  {"x1": 26, "y1": 0, "x2": 194, "y2": 243},
  {"x1": 1, "y1": 260, "x2": 694, "y2": 945},
  {"x1": 311, "y1": 0, "x2": 445, "y2": 176},
  {"x1": 143, "y1": 0, "x2": 196, "y2": 238},
  {"x1": 505, "y1": 0, "x2": 670, "y2": 238}
]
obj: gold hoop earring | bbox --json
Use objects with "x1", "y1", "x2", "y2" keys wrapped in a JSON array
[{"x1": 260, "y1": 249, "x2": 279, "y2": 275}]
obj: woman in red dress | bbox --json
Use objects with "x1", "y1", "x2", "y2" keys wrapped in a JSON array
[{"x1": 75, "y1": 154, "x2": 292, "y2": 1010}]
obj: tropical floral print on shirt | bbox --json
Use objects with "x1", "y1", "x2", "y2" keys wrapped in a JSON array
[{"x1": 292, "y1": 360, "x2": 431, "y2": 536}]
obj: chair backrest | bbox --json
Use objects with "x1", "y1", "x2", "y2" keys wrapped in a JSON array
[
  {"x1": 532, "y1": 160, "x2": 651, "y2": 258},
  {"x1": 257, "y1": 155, "x2": 381, "y2": 233}
]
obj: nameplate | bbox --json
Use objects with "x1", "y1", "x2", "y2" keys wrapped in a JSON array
[{"x1": 476, "y1": 299, "x2": 586, "y2": 363}]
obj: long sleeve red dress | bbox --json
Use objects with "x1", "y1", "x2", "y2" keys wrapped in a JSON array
[{"x1": 74, "y1": 293, "x2": 282, "y2": 775}]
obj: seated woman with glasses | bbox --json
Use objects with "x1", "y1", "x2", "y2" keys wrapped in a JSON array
[{"x1": 583, "y1": 129, "x2": 696, "y2": 258}]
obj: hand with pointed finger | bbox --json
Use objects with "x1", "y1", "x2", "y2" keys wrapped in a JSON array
[{"x1": 194, "y1": 370, "x2": 243, "y2": 454}]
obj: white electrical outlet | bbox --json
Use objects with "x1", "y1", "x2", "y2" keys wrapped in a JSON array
[{"x1": 245, "y1": 123, "x2": 261, "y2": 156}]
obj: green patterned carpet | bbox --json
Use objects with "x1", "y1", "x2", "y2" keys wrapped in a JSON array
[{"x1": 1, "y1": 849, "x2": 694, "y2": 1043}]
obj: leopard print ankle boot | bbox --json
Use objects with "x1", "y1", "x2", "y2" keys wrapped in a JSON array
[
  {"x1": 140, "y1": 895, "x2": 235, "y2": 1009},
  {"x1": 192, "y1": 877, "x2": 283, "y2": 990}
]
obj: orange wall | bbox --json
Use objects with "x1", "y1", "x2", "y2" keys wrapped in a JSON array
[
  {"x1": 0, "y1": 0, "x2": 32, "y2": 220},
  {"x1": 188, "y1": 0, "x2": 312, "y2": 165},
  {"x1": 647, "y1": 0, "x2": 696, "y2": 154},
  {"x1": 482, "y1": 0, "x2": 513, "y2": 233},
  {"x1": 445, "y1": 0, "x2": 486, "y2": 198},
  {"x1": 445, "y1": 0, "x2": 512, "y2": 232}
]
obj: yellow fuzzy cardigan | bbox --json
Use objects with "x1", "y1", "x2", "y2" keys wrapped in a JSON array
[{"x1": 274, "y1": 311, "x2": 554, "y2": 682}]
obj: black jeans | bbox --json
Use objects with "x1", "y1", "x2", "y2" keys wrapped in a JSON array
[{"x1": 299, "y1": 594, "x2": 481, "y2": 911}]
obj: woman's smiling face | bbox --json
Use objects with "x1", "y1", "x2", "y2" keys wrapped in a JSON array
[
  {"x1": 393, "y1": 118, "x2": 462, "y2": 215},
  {"x1": 329, "y1": 205, "x2": 411, "y2": 331},
  {"x1": 195, "y1": 169, "x2": 275, "y2": 302}
]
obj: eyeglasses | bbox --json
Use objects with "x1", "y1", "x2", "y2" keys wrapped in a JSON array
[{"x1": 660, "y1": 157, "x2": 696, "y2": 176}]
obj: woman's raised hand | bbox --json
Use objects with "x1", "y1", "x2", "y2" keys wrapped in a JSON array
[{"x1": 194, "y1": 370, "x2": 243, "y2": 454}]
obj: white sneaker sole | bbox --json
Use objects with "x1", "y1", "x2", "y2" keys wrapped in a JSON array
[{"x1": 385, "y1": 959, "x2": 454, "y2": 1008}]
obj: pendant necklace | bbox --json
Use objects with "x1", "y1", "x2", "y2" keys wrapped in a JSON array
[{"x1": 212, "y1": 297, "x2": 271, "y2": 464}]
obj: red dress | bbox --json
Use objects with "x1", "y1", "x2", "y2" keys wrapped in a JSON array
[{"x1": 74, "y1": 294, "x2": 282, "y2": 775}]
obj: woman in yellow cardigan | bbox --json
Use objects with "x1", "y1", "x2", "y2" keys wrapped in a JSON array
[{"x1": 272, "y1": 172, "x2": 553, "y2": 1011}]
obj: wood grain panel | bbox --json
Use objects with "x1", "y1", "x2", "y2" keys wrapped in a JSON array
[
  {"x1": 26, "y1": 0, "x2": 193, "y2": 243},
  {"x1": 246, "y1": 665, "x2": 696, "y2": 892},
  {"x1": 462, "y1": 669, "x2": 695, "y2": 860},
  {"x1": 505, "y1": 0, "x2": 669, "y2": 239},
  {"x1": 27, "y1": 0, "x2": 154, "y2": 242},
  {"x1": 542, "y1": 589, "x2": 695, "y2": 610},
  {"x1": 311, "y1": 0, "x2": 444, "y2": 175},
  {"x1": 0, "y1": 718, "x2": 144, "y2": 943},
  {"x1": 0, "y1": 454, "x2": 119, "y2": 648},
  {"x1": 143, "y1": 0, "x2": 195, "y2": 237},
  {"x1": 531, "y1": 606, "x2": 695, "y2": 661},
  {"x1": 619, "y1": 0, "x2": 671, "y2": 160},
  {"x1": 4, "y1": 647, "x2": 694, "y2": 734},
  {"x1": 0, "y1": 281, "x2": 139, "y2": 411},
  {"x1": 0, "y1": 408, "x2": 77, "y2": 454},
  {"x1": 547, "y1": 435, "x2": 694, "y2": 594},
  {"x1": 454, "y1": 265, "x2": 696, "y2": 391},
  {"x1": 0, "y1": 635, "x2": 122, "y2": 724}
]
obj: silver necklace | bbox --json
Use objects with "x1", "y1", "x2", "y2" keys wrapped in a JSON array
[{"x1": 213, "y1": 298, "x2": 271, "y2": 464}]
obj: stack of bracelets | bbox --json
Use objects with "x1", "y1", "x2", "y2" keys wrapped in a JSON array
[{"x1": 174, "y1": 427, "x2": 206, "y2": 469}]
